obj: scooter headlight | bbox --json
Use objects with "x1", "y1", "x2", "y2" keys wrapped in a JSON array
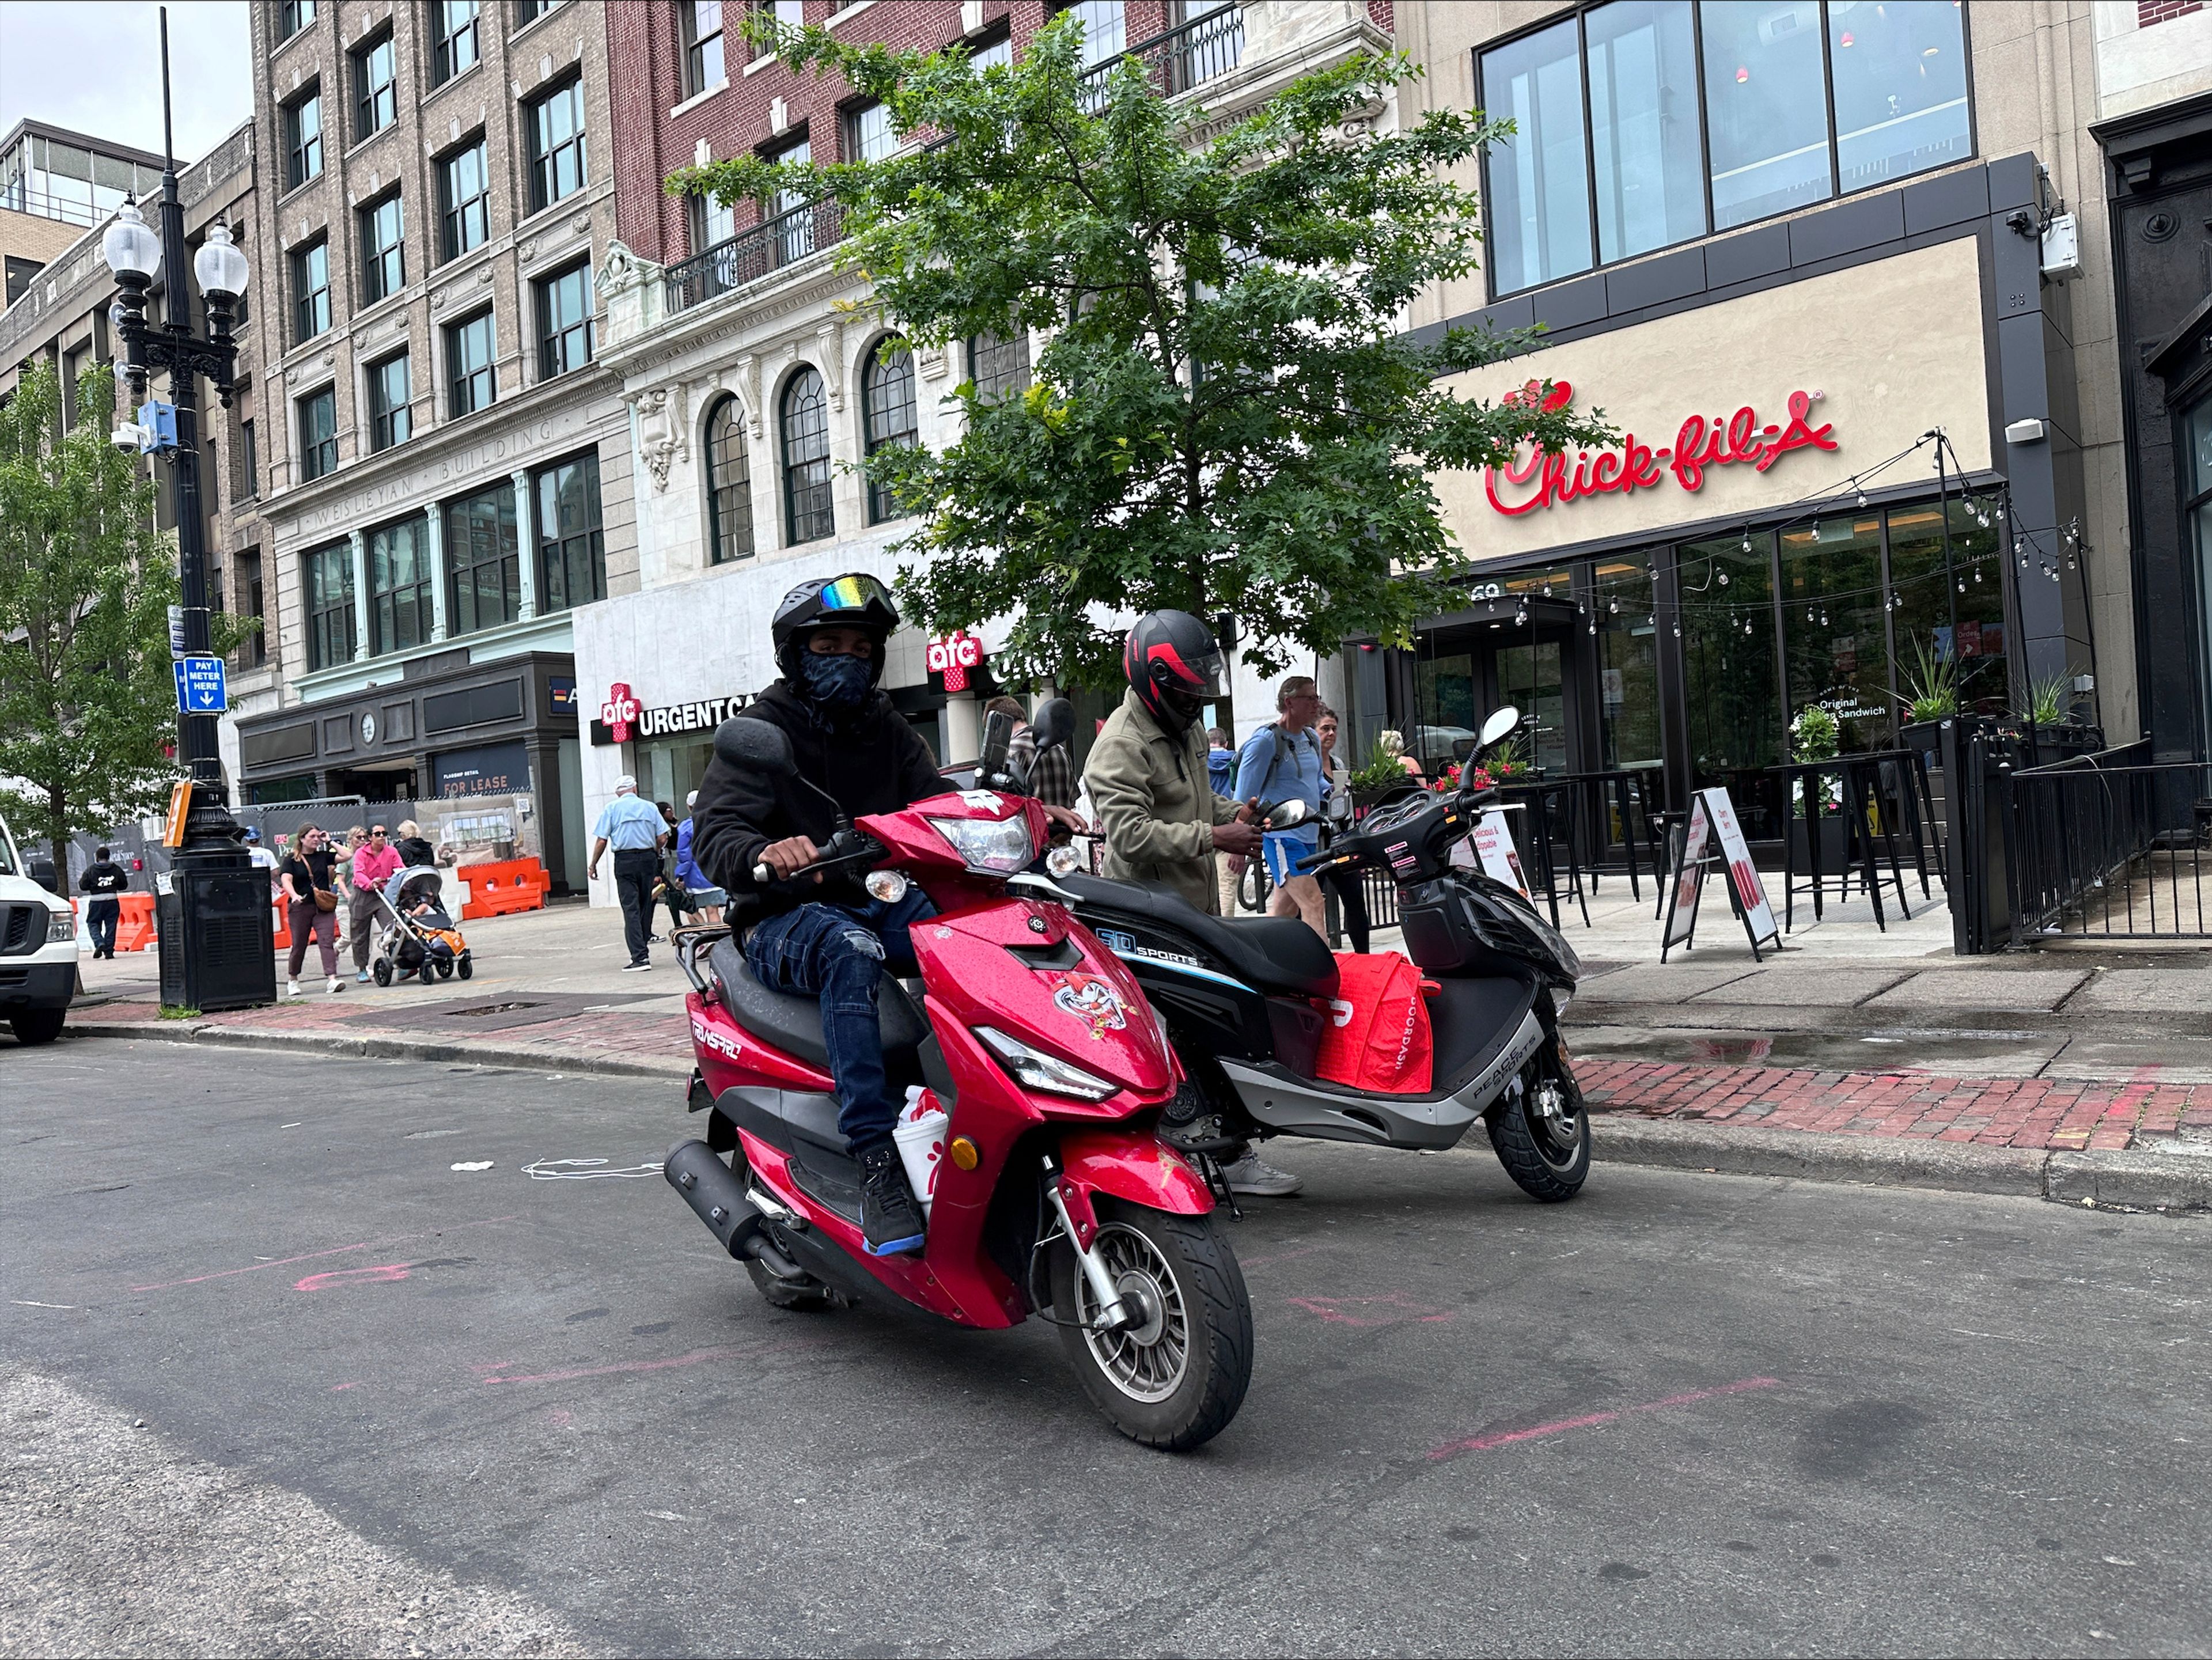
[
  {"x1": 975, "y1": 1025, "x2": 1118, "y2": 1101},
  {"x1": 926, "y1": 813, "x2": 1035, "y2": 874}
]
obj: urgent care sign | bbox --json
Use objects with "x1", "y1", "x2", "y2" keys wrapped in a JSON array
[{"x1": 1433, "y1": 239, "x2": 1994, "y2": 562}]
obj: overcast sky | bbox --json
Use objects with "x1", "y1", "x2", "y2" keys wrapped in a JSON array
[{"x1": 0, "y1": 1, "x2": 251, "y2": 166}]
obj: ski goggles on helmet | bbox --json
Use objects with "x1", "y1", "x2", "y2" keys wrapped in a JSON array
[{"x1": 815, "y1": 574, "x2": 892, "y2": 613}]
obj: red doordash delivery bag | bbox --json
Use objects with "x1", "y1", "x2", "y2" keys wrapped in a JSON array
[{"x1": 1313, "y1": 951, "x2": 1434, "y2": 1094}]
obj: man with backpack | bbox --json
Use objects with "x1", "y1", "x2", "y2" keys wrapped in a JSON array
[
  {"x1": 1233, "y1": 675, "x2": 1329, "y2": 941},
  {"x1": 77, "y1": 847, "x2": 129, "y2": 959}
]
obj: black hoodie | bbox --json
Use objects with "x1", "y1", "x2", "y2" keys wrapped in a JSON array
[{"x1": 691, "y1": 681, "x2": 946, "y2": 915}]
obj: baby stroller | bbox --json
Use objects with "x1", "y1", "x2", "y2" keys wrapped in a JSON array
[{"x1": 370, "y1": 865, "x2": 474, "y2": 986}]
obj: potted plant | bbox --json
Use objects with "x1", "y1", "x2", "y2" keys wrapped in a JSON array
[
  {"x1": 2017, "y1": 670, "x2": 2103, "y2": 764},
  {"x1": 1895, "y1": 639, "x2": 1959, "y2": 760},
  {"x1": 1788, "y1": 706, "x2": 1850, "y2": 866},
  {"x1": 1349, "y1": 733, "x2": 1419, "y2": 810}
]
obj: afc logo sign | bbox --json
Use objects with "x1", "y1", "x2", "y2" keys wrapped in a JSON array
[{"x1": 927, "y1": 631, "x2": 984, "y2": 692}]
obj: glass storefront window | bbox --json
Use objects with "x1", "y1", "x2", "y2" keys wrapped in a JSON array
[
  {"x1": 1497, "y1": 640, "x2": 1570, "y2": 771},
  {"x1": 1780, "y1": 513, "x2": 1891, "y2": 753},
  {"x1": 1887, "y1": 498, "x2": 2006, "y2": 718},
  {"x1": 1414, "y1": 651, "x2": 1480, "y2": 776},
  {"x1": 1481, "y1": 17, "x2": 1592, "y2": 293},
  {"x1": 1591, "y1": 559, "x2": 1659, "y2": 770},
  {"x1": 1586, "y1": 1, "x2": 1706, "y2": 265},
  {"x1": 1701, "y1": 0, "x2": 1834, "y2": 229},
  {"x1": 1680, "y1": 532, "x2": 1786, "y2": 840},
  {"x1": 1828, "y1": 0, "x2": 1973, "y2": 194}
]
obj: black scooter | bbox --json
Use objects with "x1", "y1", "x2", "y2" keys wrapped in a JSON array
[{"x1": 1019, "y1": 704, "x2": 1590, "y2": 1203}]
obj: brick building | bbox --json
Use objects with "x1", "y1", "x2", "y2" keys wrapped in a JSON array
[
  {"x1": 573, "y1": 1, "x2": 1389, "y2": 881},
  {"x1": 229, "y1": 0, "x2": 632, "y2": 892}
]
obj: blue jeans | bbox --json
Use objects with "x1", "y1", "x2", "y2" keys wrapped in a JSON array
[
  {"x1": 744, "y1": 888, "x2": 936, "y2": 1157},
  {"x1": 86, "y1": 901, "x2": 118, "y2": 955}
]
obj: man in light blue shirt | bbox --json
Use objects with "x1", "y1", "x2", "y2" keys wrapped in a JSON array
[
  {"x1": 589, "y1": 775, "x2": 669, "y2": 970},
  {"x1": 1233, "y1": 674, "x2": 1328, "y2": 941}
]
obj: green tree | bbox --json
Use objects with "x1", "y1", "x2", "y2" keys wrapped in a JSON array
[
  {"x1": 0, "y1": 362, "x2": 237, "y2": 876},
  {"x1": 672, "y1": 13, "x2": 1609, "y2": 685}
]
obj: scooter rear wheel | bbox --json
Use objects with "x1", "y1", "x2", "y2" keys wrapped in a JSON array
[
  {"x1": 1051, "y1": 1199, "x2": 1252, "y2": 1451},
  {"x1": 1486, "y1": 1056, "x2": 1590, "y2": 1202}
]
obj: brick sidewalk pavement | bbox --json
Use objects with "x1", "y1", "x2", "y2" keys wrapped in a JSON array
[{"x1": 1580, "y1": 1058, "x2": 2212, "y2": 1151}]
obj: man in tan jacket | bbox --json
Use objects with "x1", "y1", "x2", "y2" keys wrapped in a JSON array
[{"x1": 1083, "y1": 611, "x2": 1302, "y2": 1197}]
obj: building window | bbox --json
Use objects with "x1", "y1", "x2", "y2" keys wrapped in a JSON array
[
  {"x1": 5, "y1": 255, "x2": 41, "y2": 308},
  {"x1": 446, "y1": 308, "x2": 497, "y2": 414},
  {"x1": 445, "y1": 483, "x2": 520, "y2": 634},
  {"x1": 535, "y1": 450, "x2": 605, "y2": 612},
  {"x1": 780, "y1": 365, "x2": 833, "y2": 545},
  {"x1": 231, "y1": 415, "x2": 257, "y2": 503},
  {"x1": 752, "y1": 0, "x2": 803, "y2": 61},
  {"x1": 433, "y1": 0, "x2": 481, "y2": 86},
  {"x1": 353, "y1": 31, "x2": 397, "y2": 140},
  {"x1": 862, "y1": 340, "x2": 916, "y2": 524},
  {"x1": 282, "y1": 87, "x2": 323, "y2": 189},
  {"x1": 684, "y1": 1, "x2": 726, "y2": 96},
  {"x1": 968, "y1": 328, "x2": 1029, "y2": 404},
  {"x1": 1478, "y1": 0, "x2": 1974, "y2": 296},
  {"x1": 763, "y1": 134, "x2": 812, "y2": 261},
  {"x1": 296, "y1": 385, "x2": 338, "y2": 482},
  {"x1": 279, "y1": 0, "x2": 316, "y2": 41},
  {"x1": 527, "y1": 75, "x2": 588, "y2": 212},
  {"x1": 290, "y1": 238, "x2": 329, "y2": 343},
  {"x1": 969, "y1": 26, "x2": 1013, "y2": 71},
  {"x1": 438, "y1": 138, "x2": 490, "y2": 261},
  {"x1": 305, "y1": 541, "x2": 354, "y2": 669},
  {"x1": 691, "y1": 191, "x2": 736, "y2": 255},
  {"x1": 368, "y1": 516, "x2": 433, "y2": 654},
  {"x1": 1055, "y1": 0, "x2": 1125, "y2": 70},
  {"x1": 704, "y1": 395, "x2": 753, "y2": 564},
  {"x1": 359, "y1": 192, "x2": 405, "y2": 304},
  {"x1": 517, "y1": 0, "x2": 566, "y2": 22},
  {"x1": 366, "y1": 351, "x2": 411, "y2": 451},
  {"x1": 535, "y1": 261, "x2": 594, "y2": 378},
  {"x1": 235, "y1": 548, "x2": 268, "y2": 669},
  {"x1": 843, "y1": 98, "x2": 895, "y2": 164}
]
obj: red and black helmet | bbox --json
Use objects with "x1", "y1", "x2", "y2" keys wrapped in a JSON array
[{"x1": 1123, "y1": 611, "x2": 1226, "y2": 731}]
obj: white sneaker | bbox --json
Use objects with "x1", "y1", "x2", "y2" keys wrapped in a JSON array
[
  {"x1": 1222, "y1": 1151, "x2": 1304, "y2": 1197},
  {"x1": 286, "y1": 979, "x2": 302, "y2": 998},
  {"x1": 327, "y1": 976, "x2": 344, "y2": 994}
]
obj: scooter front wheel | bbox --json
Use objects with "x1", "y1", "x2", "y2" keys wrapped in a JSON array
[
  {"x1": 1486, "y1": 1056, "x2": 1590, "y2": 1202},
  {"x1": 1051, "y1": 1200, "x2": 1252, "y2": 1451}
]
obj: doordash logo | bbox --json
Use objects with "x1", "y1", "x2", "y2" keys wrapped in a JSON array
[{"x1": 1483, "y1": 381, "x2": 1838, "y2": 518}]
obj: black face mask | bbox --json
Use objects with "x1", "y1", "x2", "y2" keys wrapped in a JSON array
[{"x1": 800, "y1": 650, "x2": 872, "y2": 707}]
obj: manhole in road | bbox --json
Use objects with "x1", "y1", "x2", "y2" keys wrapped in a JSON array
[{"x1": 448, "y1": 1000, "x2": 541, "y2": 1018}]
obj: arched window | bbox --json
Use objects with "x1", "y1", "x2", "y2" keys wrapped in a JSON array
[
  {"x1": 780, "y1": 366, "x2": 834, "y2": 545},
  {"x1": 861, "y1": 340, "x2": 916, "y2": 525},
  {"x1": 703, "y1": 395, "x2": 753, "y2": 564},
  {"x1": 967, "y1": 327, "x2": 1029, "y2": 405}
]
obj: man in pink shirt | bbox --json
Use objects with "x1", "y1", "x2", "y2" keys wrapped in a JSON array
[{"x1": 349, "y1": 823, "x2": 403, "y2": 984}]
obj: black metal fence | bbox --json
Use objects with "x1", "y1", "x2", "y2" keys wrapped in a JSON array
[
  {"x1": 1999, "y1": 741, "x2": 2212, "y2": 945},
  {"x1": 664, "y1": 200, "x2": 846, "y2": 315}
]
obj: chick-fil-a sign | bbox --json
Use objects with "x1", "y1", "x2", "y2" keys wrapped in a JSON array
[{"x1": 1484, "y1": 381, "x2": 1838, "y2": 517}]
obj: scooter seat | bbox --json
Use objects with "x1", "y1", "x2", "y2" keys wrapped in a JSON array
[
  {"x1": 1057, "y1": 874, "x2": 1341, "y2": 999},
  {"x1": 707, "y1": 938, "x2": 929, "y2": 1072}
]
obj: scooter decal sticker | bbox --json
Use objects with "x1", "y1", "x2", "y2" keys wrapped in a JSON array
[{"x1": 1051, "y1": 969, "x2": 1128, "y2": 1040}]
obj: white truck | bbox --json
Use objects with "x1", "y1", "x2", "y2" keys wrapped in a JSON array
[{"x1": 0, "y1": 812, "x2": 76, "y2": 1046}]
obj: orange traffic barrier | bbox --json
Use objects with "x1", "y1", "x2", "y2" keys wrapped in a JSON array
[
  {"x1": 114, "y1": 892, "x2": 158, "y2": 953},
  {"x1": 460, "y1": 858, "x2": 550, "y2": 920},
  {"x1": 271, "y1": 898, "x2": 291, "y2": 952}
]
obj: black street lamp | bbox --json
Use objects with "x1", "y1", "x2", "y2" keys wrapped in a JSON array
[{"x1": 100, "y1": 9, "x2": 273, "y2": 1011}]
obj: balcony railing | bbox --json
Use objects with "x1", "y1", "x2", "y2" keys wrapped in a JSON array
[
  {"x1": 1084, "y1": 5, "x2": 1245, "y2": 103},
  {"x1": 664, "y1": 199, "x2": 846, "y2": 314}
]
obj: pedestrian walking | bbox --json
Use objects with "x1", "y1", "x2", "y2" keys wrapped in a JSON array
[
  {"x1": 349, "y1": 823, "x2": 400, "y2": 983},
  {"x1": 77, "y1": 846, "x2": 128, "y2": 959},
  {"x1": 1234, "y1": 676, "x2": 1330, "y2": 941},
  {"x1": 672, "y1": 790, "x2": 725, "y2": 927},
  {"x1": 656, "y1": 800, "x2": 684, "y2": 941},
  {"x1": 1207, "y1": 727, "x2": 1242, "y2": 914},
  {"x1": 1316, "y1": 706, "x2": 1371, "y2": 953},
  {"x1": 588, "y1": 775, "x2": 669, "y2": 971},
  {"x1": 279, "y1": 823, "x2": 344, "y2": 997}
]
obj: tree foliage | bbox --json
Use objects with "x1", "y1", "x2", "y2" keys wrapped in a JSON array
[
  {"x1": 671, "y1": 12, "x2": 1610, "y2": 684},
  {"x1": 0, "y1": 362, "x2": 227, "y2": 873}
]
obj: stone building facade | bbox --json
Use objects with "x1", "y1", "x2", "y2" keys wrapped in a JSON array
[{"x1": 232, "y1": 0, "x2": 634, "y2": 892}]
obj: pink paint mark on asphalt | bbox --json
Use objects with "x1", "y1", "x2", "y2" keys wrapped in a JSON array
[
  {"x1": 1428, "y1": 1376, "x2": 1782, "y2": 1462},
  {"x1": 1287, "y1": 1292, "x2": 1453, "y2": 1327},
  {"x1": 328, "y1": 1381, "x2": 362, "y2": 1393},
  {"x1": 295, "y1": 1263, "x2": 413, "y2": 1292},
  {"x1": 547, "y1": 1409, "x2": 573, "y2": 1427},
  {"x1": 130, "y1": 1216, "x2": 520, "y2": 1293},
  {"x1": 478, "y1": 1339, "x2": 822, "y2": 1388}
]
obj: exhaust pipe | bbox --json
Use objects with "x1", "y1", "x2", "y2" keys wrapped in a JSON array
[{"x1": 662, "y1": 1138, "x2": 806, "y2": 1278}]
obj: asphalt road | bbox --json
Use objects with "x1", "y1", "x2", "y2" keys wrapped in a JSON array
[{"x1": 3, "y1": 1039, "x2": 2208, "y2": 1659}]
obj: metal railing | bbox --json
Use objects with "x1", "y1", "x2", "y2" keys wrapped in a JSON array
[
  {"x1": 664, "y1": 199, "x2": 846, "y2": 314},
  {"x1": 1085, "y1": 5, "x2": 1245, "y2": 101},
  {"x1": 1998, "y1": 739, "x2": 2212, "y2": 944}
]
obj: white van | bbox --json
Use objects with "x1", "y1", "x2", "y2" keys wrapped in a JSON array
[{"x1": 0, "y1": 812, "x2": 77, "y2": 1045}]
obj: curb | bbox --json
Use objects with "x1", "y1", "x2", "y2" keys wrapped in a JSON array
[
  {"x1": 66, "y1": 1018, "x2": 693, "y2": 1082},
  {"x1": 1592, "y1": 1116, "x2": 2212, "y2": 1215}
]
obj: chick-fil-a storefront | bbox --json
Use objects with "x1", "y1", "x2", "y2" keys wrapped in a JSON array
[{"x1": 1355, "y1": 169, "x2": 2092, "y2": 851}]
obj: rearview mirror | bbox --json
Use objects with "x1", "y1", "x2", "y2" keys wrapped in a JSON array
[
  {"x1": 1479, "y1": 706, "x2": 1521, "y2": 748},
  {"x1": 1031, "y1": 697, "x2": 1074, "y2": 753},
  {"x1": 1260, "y1": 798, "x2": 1310, "y2": 829},
  {"x1": 25, "y1": 853, "x2": 59, "y2": 895},
  {"x1": 716, "y1": 717, "x2": 796, "y2": 777}
]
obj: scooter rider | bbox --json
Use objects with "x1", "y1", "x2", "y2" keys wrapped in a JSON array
[
  {"x1": 1083, "y1": 610, "x2": 1305, "y2": 1199},
  {"x1": 691, "y1": 574, "x2": 1085, "y2": 1257}
]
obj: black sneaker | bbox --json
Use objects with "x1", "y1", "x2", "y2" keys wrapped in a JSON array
[{"x1": 858, "y1": 1144, "x2": 926, "y2": 1257}]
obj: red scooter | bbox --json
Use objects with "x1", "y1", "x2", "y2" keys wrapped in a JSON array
[{"x1": 666, "y1": 718, "x2": 1253, "y2": 1449}]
